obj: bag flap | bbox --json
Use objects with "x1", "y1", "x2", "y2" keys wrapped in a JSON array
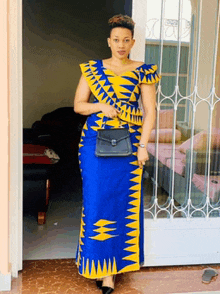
[{"x1": 97, "y1": 128, "x2": 130, "y2": 144}]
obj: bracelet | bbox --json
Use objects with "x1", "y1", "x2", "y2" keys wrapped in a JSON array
[{"x1": 138, "y1": 143, "x2": 145, "y2": 148}]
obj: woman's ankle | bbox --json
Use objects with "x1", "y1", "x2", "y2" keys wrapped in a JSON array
[{"x1": 102, "y1": 275, "x2": 115, "y2": 288}]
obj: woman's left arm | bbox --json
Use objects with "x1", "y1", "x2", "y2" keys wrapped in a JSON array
[{"x1": 137, "y1": 83, "x2": 156, "y2": 169}]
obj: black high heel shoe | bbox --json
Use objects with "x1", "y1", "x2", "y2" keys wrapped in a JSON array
[
  {"x1": 96, "y1": 279, "x2": 103, "y2": 289},
  {"x1": 102, "y1": 275, "x2": 116, "y2": 294}
]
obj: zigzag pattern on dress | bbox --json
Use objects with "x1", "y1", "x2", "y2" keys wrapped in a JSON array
[
  {"x1": 119, "y1": 126, "x2": 143, "y2": 273},
  {"x1": 75, "y1": 59, "x2": 161, "y2": 279},
  {"x1": 80, "y1": 60, "x2": 160, "y2": 126}
]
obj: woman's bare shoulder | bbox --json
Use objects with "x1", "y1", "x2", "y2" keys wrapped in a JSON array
[{"x1": 131, "y1": 60, "x2": 145, "y2": 67}]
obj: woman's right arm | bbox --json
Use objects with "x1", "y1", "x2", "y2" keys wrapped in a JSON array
[
  {"x1": 74, "y1": 74, "x2": 120, "y2": 118},
  {"x1": 74, "y1": 74, "x2": 101, "y2": 115}
]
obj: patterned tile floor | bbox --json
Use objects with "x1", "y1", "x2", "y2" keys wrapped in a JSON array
[{"x1": 1, "y1": 259, "x2": 220, "y2": 294}]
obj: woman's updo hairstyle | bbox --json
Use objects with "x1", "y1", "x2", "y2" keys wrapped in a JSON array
[{"x1": 108, "y1": 14, "x2": 135, "y2": 37}]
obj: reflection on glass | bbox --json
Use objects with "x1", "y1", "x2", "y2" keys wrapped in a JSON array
[
  {"x1": 143, "y1": 0, "x2": 220, "y2": 219},
  {"x1": 143, "y1": 103, "x2": 220, "y2": 219}
]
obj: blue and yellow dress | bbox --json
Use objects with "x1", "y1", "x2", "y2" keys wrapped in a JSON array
[{"x1": 75, "y1": 59, "x2": 160, "y2": 279}]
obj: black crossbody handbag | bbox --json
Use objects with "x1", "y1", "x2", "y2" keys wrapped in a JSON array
[{"x1": 95, "y1": 116, "x2": 132, "y2": 157}]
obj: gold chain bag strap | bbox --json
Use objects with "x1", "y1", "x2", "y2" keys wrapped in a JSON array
[{"x1": 95, "y1": 113, "x2": 132, "y2": 157}]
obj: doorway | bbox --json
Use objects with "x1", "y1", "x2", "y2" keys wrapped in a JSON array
[{"x1": 11, "y1": 0, "x2": 133, "y2": 276}]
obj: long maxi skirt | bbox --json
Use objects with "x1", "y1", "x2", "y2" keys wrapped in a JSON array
[{"x1": 75, "y1": 113, "x2": 145, "y2": 279}]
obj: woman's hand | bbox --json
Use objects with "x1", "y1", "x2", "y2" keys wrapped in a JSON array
[
  {"x1": 99, "y1": 103, "x2": 121, "y2": 118},
  {"x1": 137, "y1": 147, "x2": 149, "y2": 169}
]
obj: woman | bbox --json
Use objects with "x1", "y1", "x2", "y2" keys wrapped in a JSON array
[{"x1": 74, "y1": 14, "x2": 160, "y2": 294}]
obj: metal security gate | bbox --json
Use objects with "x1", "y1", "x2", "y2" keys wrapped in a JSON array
[{"x1": 131, "y1": 0, "x2": 220, "y2": 266}]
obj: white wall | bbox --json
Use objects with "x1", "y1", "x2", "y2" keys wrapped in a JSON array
[{"x1": 22, "y1": 0, "x2": 116, "y2": 128}]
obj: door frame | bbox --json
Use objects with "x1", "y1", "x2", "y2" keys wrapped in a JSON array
[{"x1": 9, "y1": 0, "x2": 23, "y2": 278}]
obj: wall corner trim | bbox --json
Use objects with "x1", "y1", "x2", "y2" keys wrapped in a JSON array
[{"x1": 0, "y1": 272, "x2": 11, "y2": 292}]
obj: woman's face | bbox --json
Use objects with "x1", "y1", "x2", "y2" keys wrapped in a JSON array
[{"x1": 107, "y1": 27, "x2": 135, "y2": 60}]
